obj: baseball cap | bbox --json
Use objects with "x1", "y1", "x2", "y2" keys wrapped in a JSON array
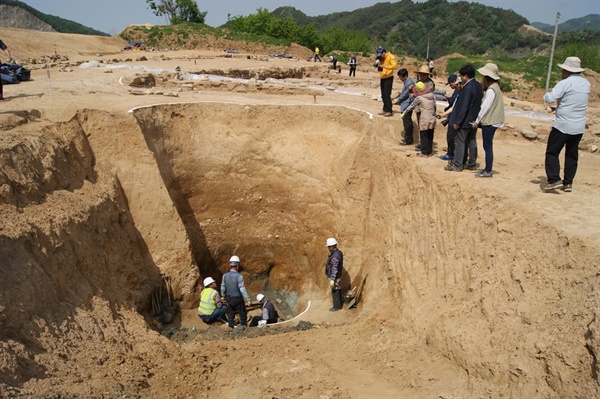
[{"x1": 446, "y1": 74, "x2": 458, "y2": 85}]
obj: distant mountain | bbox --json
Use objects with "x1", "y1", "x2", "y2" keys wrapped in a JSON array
[
  {"x1": 532, "y1": 14, "x2": 600, "y2": 34},
  {"x1": 273, "y1": 1, "x2": 531, "y2": 57},
  {"x1": 0, "y1": 0, "x2": 109, "y2": 36}
]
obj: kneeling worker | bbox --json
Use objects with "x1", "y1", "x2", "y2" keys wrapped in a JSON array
[
  {"x1": 250, "y1": 294, "x2": 278, "y2": 327},
  {"x1": 197, "y1": 277, "x2": 227, "y2": 324}
]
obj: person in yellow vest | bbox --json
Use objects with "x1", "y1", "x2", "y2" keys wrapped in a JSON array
[
  {"x1": 314, "y1": 47, "x2": 322, "y2": 62},
  {"x1": 197, "y1": 277, "x2": 227, "y2": 324}
]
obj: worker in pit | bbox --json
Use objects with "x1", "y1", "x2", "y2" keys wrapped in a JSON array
[
  {"x1": 197, "y1": 277, "x2": 227, "y2": 324},
  {"x1": 325, "y1": 238, "x2": 344, "y2": 311},
  {"x1": 221, "y1": 255, "x2": 252, "y2": 328},
  {"x1": 250, "y1": 294, "x2": 279, "y2": 327}
]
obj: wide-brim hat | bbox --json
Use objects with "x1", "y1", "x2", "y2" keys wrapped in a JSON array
[
  {"x1": 558, "y1": 56, "x2": 585, "y2": 73},
  {"x1": 414, "y1": 65, "x2": 431, "y2": 75},
  {"x1": 477, "y1": 63, "x2": 500, "y2": 80}
]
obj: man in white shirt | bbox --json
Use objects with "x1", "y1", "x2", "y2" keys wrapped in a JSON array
[{"x1": 542, "y1": 56, "x2": 590, "y2": 192}]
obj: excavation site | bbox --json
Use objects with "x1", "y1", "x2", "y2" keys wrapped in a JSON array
[{"x1": 0, "y1": 28, "x2": 599, "y2": 399}]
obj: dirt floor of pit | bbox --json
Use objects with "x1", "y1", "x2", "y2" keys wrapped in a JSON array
[{"x1": 1, "y1": 26, "x2": 600, "y2": 399}]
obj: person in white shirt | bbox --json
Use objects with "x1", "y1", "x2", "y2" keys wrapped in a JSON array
[
  {"x1": 472, "y1": 63, "x2": 505, "y2": 178},
  {"x1": 542, "y1": 56, "x2": 590, "y2": 192}
]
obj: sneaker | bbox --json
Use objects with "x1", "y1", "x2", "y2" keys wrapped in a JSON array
[
  {"x1": 563, "y1": 184, "x2": 572, "y2": 192},
  {"x1": 399, "y1": 140, "x2": 414, "y2": 146},
  {"x1": 475, "y1": 170, "x2": 493, "y2": 178},
  {"x1": 439, "y1": 154, "x2": 452, "y2": 161},
  {"x1": 543, "y1": 181, "x2": 563, "y2": 191},
  {"x1": 329, "y1": 307, "x2": 340, "y2": 312},
  {"x1": 382, "y1": 112, "x2": 393, "y2": 117},
  {"x1": 444, "y1": 164, "x2": 463, "y2": 172},
  {"x1": 378, "y1": 111, "x2": 386, "y2": 116},
  {"x1": 465, "y1": 163, "x2": 479, "y2": 170},
  {"x1": 415, "y1": 144, "x2": 422, "y2": 151},
  {"x1": 416, "y1": 153, "x2": 431, "y2": 158}
]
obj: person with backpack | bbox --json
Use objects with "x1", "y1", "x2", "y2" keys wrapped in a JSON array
[{"x1": 0, "y1": 39, "x2": 14, "y2": 100}]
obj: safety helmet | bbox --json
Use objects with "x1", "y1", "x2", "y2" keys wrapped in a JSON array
[
  {"x1": 326, "y1": 238, "x2": 338, "y2": 247},
  {"x1": 230, "y1": 255, "x2": 240, "y2": 263},
  {"x1": 257, "y1": 294, "x2": 265, "y2": 302},
  {"x1": 415, "y1": 81, "x2": 426, "y2": 92},
  {"x1": 203, "y1": 277, "x2": 216, "y2": 287}
]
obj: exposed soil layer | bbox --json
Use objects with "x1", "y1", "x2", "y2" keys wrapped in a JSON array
[{"x1": 0, "y1": 27, "x2": 599, "y2": 399}]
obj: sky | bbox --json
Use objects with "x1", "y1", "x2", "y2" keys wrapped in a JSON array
[{"x1": 19, "y1": 0, "x2": 600, "y2": 35}]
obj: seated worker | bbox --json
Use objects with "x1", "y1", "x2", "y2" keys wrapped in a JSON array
[
  {"x1": 250, "y1": 294, "x2": 278, "y2": 327},
  {"x1": 197, "y1": 277, "x2": 227, "y2": 324}
]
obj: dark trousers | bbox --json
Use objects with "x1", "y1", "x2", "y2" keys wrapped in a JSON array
[
  {"x1": 331, "y1": 287, "x2": 343, "y2": 310},
  {"x1": 349, "y1": 67, "x2": 356, "y2": 77},
  {"x1": 198, "y1": 306, "x2": 227, "y2": 324},
  {"x1": 545, "y1": 127, "x2": 583, "y2": 185},
  {"x1": 446, "y1": 125, "x2": 457, "y2": 157},
  {"x1": 481, "y1": 125, "x2": 497, "y2": 172},
  {"x1": 402, "y1": 110, "x2": 414, "y2": 143},
  {"x1": 380, "y1": 76, "x2": 393, "y2": 113},
  {"x1": 420, "y1": 129, "x2": 434, "y2": 155},
  {"x1": 453, "y1": 127, "x2": 477, "y2": 169},
  {"x1": 225, "y1": 296, "x2": 247, "y2": 327}
]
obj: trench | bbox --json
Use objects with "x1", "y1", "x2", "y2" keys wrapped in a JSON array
[{"x1": 1, "y1": 102, "x2": 598, "y2": 397}]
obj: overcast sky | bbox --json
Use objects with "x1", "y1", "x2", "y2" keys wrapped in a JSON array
[{"x1": 20, "y1": 0, "x2": 600, "y2": 35}]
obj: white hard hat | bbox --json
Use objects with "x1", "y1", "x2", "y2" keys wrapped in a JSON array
[
  {"x1": 230, "y1": 255, "x2": 240, "y2": 263},
  {"x1": 203, "y1": 277, "x2": 216, "y2": 287},
  {"x1": 326, "y1": 238, "x2": 338, "y2": 247},
  {"x1": 257, "y1": 294, "x2": 265, "y2": 302}
]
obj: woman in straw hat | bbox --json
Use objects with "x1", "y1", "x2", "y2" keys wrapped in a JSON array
[{"x1": 472, "y1": 63, "x2": 505, "y2": 177}]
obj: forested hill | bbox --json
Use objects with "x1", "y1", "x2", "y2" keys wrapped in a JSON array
[
  {"x1": 0, "y1": 0, "x2": 108, "y2": 36},
  {"x1": 273, "y1": 0, "x2": 533, "y2": 57},
  {"x1": 532, "y1": 14, "x2": 600, "y2": 34}
]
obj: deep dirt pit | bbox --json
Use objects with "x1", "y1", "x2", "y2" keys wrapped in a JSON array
[{"x1": 1, "y1": 100, "x2": 599, "y2": 398}]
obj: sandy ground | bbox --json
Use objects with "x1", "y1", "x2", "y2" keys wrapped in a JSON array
[{"x1": 1, "y1": 27, "x2": 599, "y2": 398}]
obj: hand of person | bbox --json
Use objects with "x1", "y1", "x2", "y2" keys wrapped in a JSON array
[
  {"x1": 436, "y1": 114, "x2": 442, "y2": 119},
  {"x1": 472, "y1": 122, "x2": 478, "y2": 129},
  {"x1": 246, "y1": 301, "x2": 251, "y2": 307},
  {"x1": 453, "y1": 124, "x2": 460, "y2": 130},
  {"x1": 377, "y1": 66, "x2": 383, "y2": 72},
  {"x1": 399, "y1": 112, "x2": 406, "y2": 119},
  {"x1": 329, "y1": 279, "x2": 335, "y2": 288}
]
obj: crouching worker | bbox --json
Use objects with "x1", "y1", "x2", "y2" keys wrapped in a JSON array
[
  {"x1": 197, "y1": 277, "x2": 227, "y2": 324},
  {"x1": 250, "y1": 294, "x2": 279, "y2": 327}
]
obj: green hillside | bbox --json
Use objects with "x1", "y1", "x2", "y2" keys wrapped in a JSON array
[
  {"x1": 0, "y1": 0, "x2": 109, "y2": 36},
  {"x1": 532, "y1": 14, "x2": 600, "y2": 34}
]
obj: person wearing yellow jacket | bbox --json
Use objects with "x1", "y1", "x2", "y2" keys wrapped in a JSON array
[{"x1": 375, "y1": 46, "x2": 397, "y2": 117}]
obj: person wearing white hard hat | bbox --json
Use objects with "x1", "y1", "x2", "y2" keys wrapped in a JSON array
[
  {"x1": 250, "y1": 294, "x2": 279, "y2": 327},
  {"x1": 325, "y1": 238, "x2": 344, "y2": 311},
  {"x1": 220, "y1": 255, "x2": 252, "y2": 328},
  {"x1": 542, "y1": 56, "x2": 590, "y2": 193},
  {"x1": 197, "y1": 276, "x2": 227, "y2": 324}
]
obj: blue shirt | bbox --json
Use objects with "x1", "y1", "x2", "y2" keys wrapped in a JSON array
[
  {"x1": 398, "y1": 77, "x2": 415, "y2": 111},
  {"x1": 544, "y1": 74, "x2": 590, "y2": 135},
  {"x1": 220, "y1": 269, "x2": 251, "y2": 302}
]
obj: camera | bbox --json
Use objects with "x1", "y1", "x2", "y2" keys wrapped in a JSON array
[
  {"x1": 373, "y1": 59, "x2": 380, "y2": 67},
  {"x1": 441, "y1": 119, "x2": 449, "y2": 127}
]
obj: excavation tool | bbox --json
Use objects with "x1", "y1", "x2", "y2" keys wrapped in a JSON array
[{"x1": 347, "y1": 274, "x2": 367, "y2": 309}]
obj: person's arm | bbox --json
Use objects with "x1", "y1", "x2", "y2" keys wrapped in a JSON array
[
  {"x1": 220, "y1": 278, "x2": 226, "y2": 297},
  {"x1": 402, "y1": 96, "x2": 421, "y2": 115},
  {"x1": 544, "y1": 79, "x2": 566, "y2": 104},
  {"x1": 238, "y1": 275, "x2": 251, "y2": 303},
  {"x1": 438, "y1": 105, "x2": 453, "y2": 119},
  {"x1": 214, "y1": 291, "x2": 224, "y2": 308},
  {"x1": 474, "y1": 88, "x2": 495, "y2": 126},
  {"x1": 262, "y1": 306, "x2": 269, "y2": 321},
  {"x1": 0, "y1": 41, "x2": 12, "y2": 62}
]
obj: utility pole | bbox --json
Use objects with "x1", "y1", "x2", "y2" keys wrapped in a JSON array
[
  {"x1": 426, "y1": 37, "x2": 430, "y2": 59},
  {"x1": 545, "y1": 12, "x2": 560, "y2": 93}
]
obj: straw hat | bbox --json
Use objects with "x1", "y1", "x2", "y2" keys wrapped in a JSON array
[
  {"x1": 414, "y1": 65, "x2": 431, "y2": 75},
  {"x1": 558, "y1": 56, "x2": 585, "y2": 73},
  {"x1": 477, "y1": 63, "x2": 500, "y2": 80}
]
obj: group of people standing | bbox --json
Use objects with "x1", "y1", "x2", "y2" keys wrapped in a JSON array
[
  {"x1": 377, "y1": 45, "x2": 590, "y2": 189},
  {"x1": 197, "y1": 255, "x2": 278, "y2": 328}
]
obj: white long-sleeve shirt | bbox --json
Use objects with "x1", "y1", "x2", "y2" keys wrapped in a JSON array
[{"x1": 544, "y1": 74, "x2": 590, "y2": 135}]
